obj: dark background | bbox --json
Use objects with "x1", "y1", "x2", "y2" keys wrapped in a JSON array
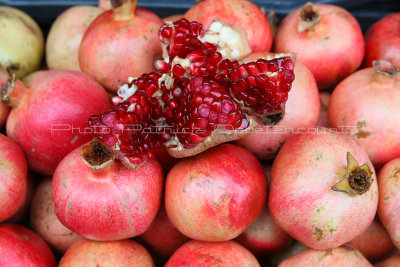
[{"x1": 0, "y1": 0, "x2": 399, "y2": 35}]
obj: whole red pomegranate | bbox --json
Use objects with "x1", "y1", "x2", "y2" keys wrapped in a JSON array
[
  {"x1": 0, "y1": 134, "x2": 27, "y2": 222},
  {"x1": 0, "y1": 102, "x2": 9, "y2": 127},
  {"x1": 31, "y1": 177, "x2": 84, "y2": 252},
  {"x1": 184, "y1": 0, "x2": 272, "y2": 59},
  {"x1": 165, "y1": 240, "x2": 260, "y2": 267},
  {"x1": 236, "y1": 206, "x2": 292, "y2": 256},
  {"x1": 328, "y1": 60, "x2": 400, "y2": 168},
  {"x1": 138, "y1": 203, "x2": 190, "y2": 258},
  {"x1": 274, "y1": 3, "x2": 364, "y2": 90},
  {"x1": 165, "y1": 144, "x2": 267, "y2": 241},
  {"x1": 79, "y1": 0, "x2": 164, "y2": 92},
  {"x1": 269, "y1": 129, "x2": 378, "y2": 250},
  {"x1": 377, "y1": 157, "x2": 400, "y2": 249},
  {"x1": 59, "y1": 239, "x2": 154, "y2": 266},
  {"x1": 381, "y1": 254, "x2": 400, "y2": 267},
  {"x1": 235, "y1": 54, "x2": 319, "y2": 159},
  {"x1": 317, "y1": 91, "x2": 330, "y2": 127},
  {"x1": 0, "y1": 224, "x2": 56, "y2": 267},
  {"x1": 0, "y1": 67, "x2": 111, "y2": 175},
  {"x1": 46, "y1": 5, "x2": 103, "y2": 71},
  {"x1": 346, "y1": 217, "x2": 395, "y2": 262},
  {"x1": 279, "y1": 246, "x2": 372, "y2": 267},
  {"x1": 52, "y1": 140, "x2": 163, "y2": 241},
  {"x1": 364, "y1": 13, "x2": 400, "y2": 69},
  {"x1": 89, "y1": 18, "x2": 295, "y2": 169}
]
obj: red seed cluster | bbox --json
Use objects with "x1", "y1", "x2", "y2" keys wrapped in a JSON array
[{"x1": 89, "y1": 18, "x2": 295, "y2": 165}]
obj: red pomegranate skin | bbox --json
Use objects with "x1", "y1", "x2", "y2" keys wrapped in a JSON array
[
  {"x1": 279, "y1": 246, "x2": 372, "y2": 267},
  {"x1": 5, "y1": 70, "x2": 112, "y2": 175},
  {"x1": 59, "y1": 239, "x2": 155, "y2": 267},
  {"x1": 184, "y1": 0, "x2": 273, "y2": 53},
  {"x1": 52, "y1": 145, "x2": 164, "y2": 241},
  {"x1": 236, "y1": 206, "x2": 292, "y2": 256},
  {"x1": 274, "y1": 4, "x2": 364, "y2": 90},
  {"x1": 138, "y1": 203, "x2": 190, "y2": 258},
  {"x1": 328, "y1": 65, "x2": 400, "y2": 168},
  {"x1": 236, "y1": 56, "x2": 320, "y2": 159},
  {"x1": 364, "y1": 13, "x2": 400, "y2": 69},
  {"x1": 30, "y1": 177, "x2": 84, "y2": 252},
  {"x1": 346, "y1": 217, "x2": 395, "y2": 262},
  {"x1": 380, "y1": 254, "x2": 400, "y2": 267},
  {"x1": 165, "y1": 144, "x2": 267, "y2": 242},
  {"x1": 0, "y1": 224, "x2": 56, "y2": 267},
  {"x1": 269, "y1": 130, "x2": 378, "y2": 250},
  {"x1": 0, "y1": 102, "x2": 9, "y2": 127},
  {"x1": 79, "y1": 8, "x2": 163, "y2": 92},
  {"x1": 317, "y1": 91, "x2": 330, "y2": 127},
  {"x1": 165, "y1": 240, "x2": 260, "y2": 267},
  {"x1": 377, "y1": 158, "x2": 400, "y2": 249},
  {"x1": 0, "y1": 133, "x2": 27, "y2": 222},
  {"x1": 163, "y1": 14, "x2": 184, "y2": 22}
]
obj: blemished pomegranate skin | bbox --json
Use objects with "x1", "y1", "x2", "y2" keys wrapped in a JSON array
[
  {"x1": 236, "y1": 55, "x2": 320, "y2": 159},
  {"x1": 1, "y1": 69, "x2": 112, "y2": 175},
  {"x1": 364, "y1": 13, "x2": 400, "y2": 69},
  {"x1": 0, "y1": 134, "x2": 27, "y2": 222},
  {"x1": 0, "y1": 224, "x2": 56, "y2": 267},
  {"x1": 279, "y1": 246, "x2": 372, "y2": 267},
  {"x1": 346, "y1": 217, "x2": 395, "y2": 262},
  {"x1": 165, "y1": 144, "x2": 267, "y2": 242},
  {"x1": 59, "y1": 239, "x2": 155, "y2": 267},
  {"x1": 165, "y1": 240, "x2": 260, "y2": 267},
  {"x1": 328, "y1": 60, "x2": 400, "y2": 168},
  {"x1": 79, "y1": 2, "x2": 163, "y2": 92},
  {"x1": 269, "y1": 130, "x2": 378, "y2": 250},
  {"x1": 274, "y1": 3, "x2": 364, "y2": 90},
  {"x1": 52, "y1": 143, "x2": 164, "y2": 241},
  {"x1": 184, "y1": 0, "x2": 273, "y2": 54},
  {"x1": 378, "y1": 158, "x2": 400, "y2": 249}
]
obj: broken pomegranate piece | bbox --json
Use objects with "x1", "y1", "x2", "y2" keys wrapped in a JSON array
[{"x1": 89, "y1": 18, "x2": 295, "y2": 168}]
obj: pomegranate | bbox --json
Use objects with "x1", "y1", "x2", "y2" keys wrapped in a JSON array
[
  {"x1": 346, "y1": 217, "x2": 395, "y2": 262},
  {"x1": 165, "y1": 240, "x2": 260, "y2": 267},
  {"x1": 52, "y1": 140, "x2": 163, "y2": 241},
  {"x1": 31, "y1": 177, "x2": 84, "y2": 252},
  {"x1": 236, "y1": 206, "x2": 292, "y2": 256},
  {"x1": 79, "y1": 0, "x2": 164, "y2": 92},
  {"x1": 89, "y1": 18, "x2": 295, "y2": 168},
  {"x1": 269, "y1": 129, "x2": 378, "y2": 250},
  {"x1": 364, "y1": 13, "x2": 400, "y2": 69},
  {"x1": 0, "y1": 133, "x2": 27, "y2": 222},
  {"x1": 317, "y1": 91, "x2": 330, "y2": 127},
  {"x1": 59, "y1": 239, "x2": 154, "y2": 266},
  {"x1": 184, "y1": 0, "x2": 272, "y2": 60},
  {"x1": 138, "y1": 202, "x2": 190, "y2": 258},
  {"x1": 0, "y1": 224, "x2": 56, "y2": 267},
  {"x1": 381, "y1": 254, "x2": 400, "y2": 267},
  {"x1": 0, "y1": 102, "x2": 9, "y2": 127},
  {"x1": 0, "y1": 6, "x2": 44, "y2": 79},
  {"x1": 165, "y1": 144, "x2": 267, "y2": 241},
  {"x1": 235, "y1": 55, "x2": 319, "y2": 159},
  {"x1": 377, "y1": 157, "x2": 400, "y2": 249},
  {"x1": 279, "y1": 246, "x2": 372, "y2": 267},
  {"x1": 274, "y1": 3, "x2": 364, "y2": 90},
  {"x1": 46, "y1": 6, "x2": 103, "y2": 71},
  {"x1": 0, "y1": 67, "x2": 112, "y2": 175},
  {"x1": 328, "y1": 60, "x2": 400, "y2": 168},
  {"x1": 163, "y1": 14, "x2": 184, "y2": 22}
]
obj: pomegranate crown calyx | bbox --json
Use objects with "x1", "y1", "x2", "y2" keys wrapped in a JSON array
[
  {"x1": 81, "y1": 139, "x2": 115, "y2": 170},
  {"x1": 297, "y1": 2, "x2": 321, "y2": 33},
  {"x1": 331, "y1": 152, "x2": 373, "y2": 195}
]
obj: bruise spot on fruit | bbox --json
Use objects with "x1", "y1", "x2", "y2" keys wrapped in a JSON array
[
  {"x1": 390, "y1": 168, "x2": 400, "y2": 180},
  {"x1": 31, "y1": 147, "x2": 36, "y2": 152},
  {"x1": 324, "y1": 36, "x2": 330, "y2": 40},
  {"x1": 353, "y1": 120, "x2": 371, "y2": 139},
  {"x1": 314, "y1": 150, "x2": 323, "y2": 161},
  {"x1": 384, "y1": 196, "x2": 390, "y2": 201},
  {"x1": 312, "y1": 227, "x2": 323, "y2": 241},
  {"x1": 70, "y1": 135, "x2": 78, "y2": 144}
]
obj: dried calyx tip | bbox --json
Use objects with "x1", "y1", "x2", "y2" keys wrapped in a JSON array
[
  {"x1": 297, "y1": 2, "x2": 321, "y2": 33},
  {"x1": 372, "y1": 60, "x2": 399, "y2": 77},
  {"x1": 331, "y1": 152, "x2": 373, "y2": 195},
  {"x1": 1, "y1": 74, "x2": 15, "y2": 104},
  {"x1": 81, "y1": 139, "x2": 115, "y2": 169}
]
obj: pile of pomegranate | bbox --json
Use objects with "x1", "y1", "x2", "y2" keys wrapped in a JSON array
[{"x1": 0, "y1": 0, "x2": 400, "y2": 266}]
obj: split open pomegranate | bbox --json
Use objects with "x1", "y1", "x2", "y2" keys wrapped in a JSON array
[{"x1": 89, "y1": 18, "x2": 295, "y2": 168}]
